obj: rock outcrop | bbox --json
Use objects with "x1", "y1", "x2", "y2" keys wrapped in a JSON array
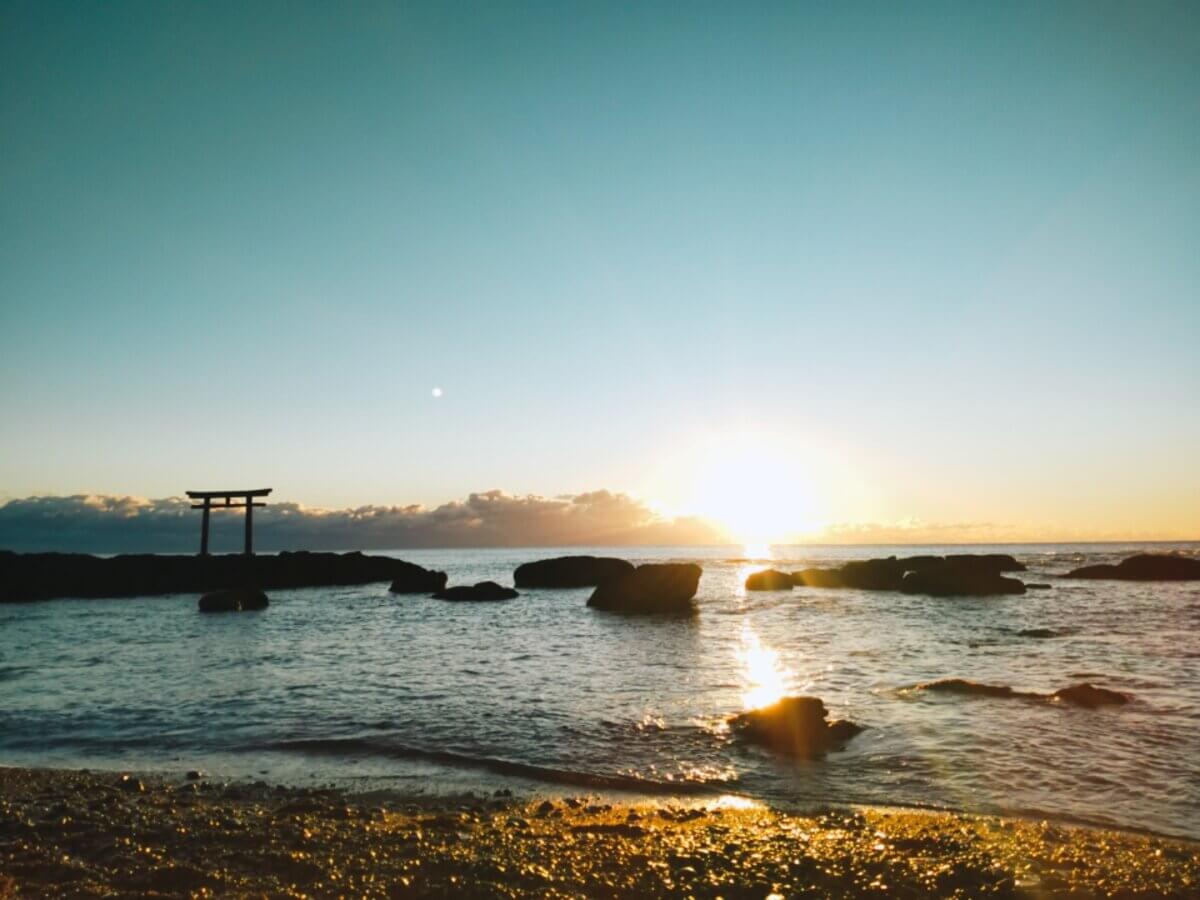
[
  {"x1": 0, "y1": 550, "x2": 446, "y2": 603},
  {"x1": 1051, "y1": 683, "x2": 1130, "y2": 708},
  {"x1": 900, "y1": 568, "x2": 1026, "y2": 597},
  {"x1": 513, "y1": 556, "x2": 635, "y2": 588},
  {"x1": 744, "y1": 569, "x2": 793, "y2": 591},
  {"x1": 198, "y1": 588, "x2": 269, "y2": 613},
  {"x1": 431, "y1": 581, "x2": 519, "y2": 602},
  {"x1": 729, "y1": 696, "x2": 863, "y2": 757},
  {"x1": 586, "y1": 563, "x2": 702, "y2": 613},
  {"x1": 1064, "y1": 554, "x2": 1200, "y2": 581},
  {"x1": 792, "y1": 554, "x2": 1027, "y2": 596},
  {"x1": 911, "y1": 678, "x2": 1131, "y2": 709}
]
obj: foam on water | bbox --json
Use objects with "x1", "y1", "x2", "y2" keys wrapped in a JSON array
[{"x1": 1, "y1": 542, "x2": 1197, "y2": 838}]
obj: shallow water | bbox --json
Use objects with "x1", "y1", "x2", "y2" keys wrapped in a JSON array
[{"x1": 1, "y1": 543, "x2": 1198, "y2": 838}]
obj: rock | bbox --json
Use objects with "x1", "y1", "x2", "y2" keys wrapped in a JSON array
[
  {"x1": 1051, "y1": 683, "x2": 1130, "y2": 708},
  {"x1": 791, "y1": 567, "x2": 846, "y2": 588},
  {"x1": 116, "y1": 774, "x2": 145, "y2": 793},
  {"x1": 915, "y1": 678, "x2": 1025, "y2": 699},
  {"x1": 943, "y1": 553, "x2": 1026, "y2": 573},
  {"x1": 1016, "y1": 628, "x2": 1060, "y2": 638},
  {"x1": 0, "y1": 549, "x2": 447, "y2": 603},
  {"x1": 1064, "y1": 553, "x2": 1200, "y2": 581},
  {"x1": 1025, "y1": 583, "x2": 1052, "y2": 590},
  {"x1": 900, "y1": 568, "x2": 1025, "y2": 597},
  {"x1": 513, "y1": 556, "x2": 635, "y2": 588},
  {"x1": 431, "y1": 581, "x2": 519, "y2": 602},
  {"x1": 729, "y1": 696, "x2": 863, "y2": 757},
  {"x1": 745, "y1": 569, "x2": 793, "y2": 591},
  {"x1": 185, "y1": 770, "x2": 206, "y2": 780},
  {"x1": 386, "y1": 561, "x2": 449, "y2": 593},
  {"x1": 198, "y1": 588, "x2": 269, "y2": 613},
  {"x1": 791, "y1": 555, "x2": 1027, "y2": 594},
  {"x1": 587, "y1": 563, "x2": 702, "y2": 613}
]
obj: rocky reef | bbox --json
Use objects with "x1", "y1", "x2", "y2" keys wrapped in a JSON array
[
  {"x1": 0, "y1": 550, "x2": 446, "y2": 602},
  {"x1": 1065, "y1": 553, "x2": 1200, "y2": 581},
  {"x1": 793, "y1": 554, "x2": 1027, "y2": 596},
  {"x1": 911, "y1": 678, "x2": 1131, "y2": 708}
]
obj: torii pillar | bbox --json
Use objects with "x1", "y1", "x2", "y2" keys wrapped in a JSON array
[{"x1": 186, "y1": 489, "x2": 272, "y2": 555}]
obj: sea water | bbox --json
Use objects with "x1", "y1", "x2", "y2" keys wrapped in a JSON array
[{"x1": 1, "y1": 543, "x2": 1197, "y2": 839}]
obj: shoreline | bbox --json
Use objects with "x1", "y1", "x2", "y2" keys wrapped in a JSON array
[{"x1": 2, "y1": 765, "x2": 1196, "y2": 898}]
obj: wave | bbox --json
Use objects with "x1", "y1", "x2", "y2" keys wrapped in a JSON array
[{"x1": 253, "y1": 737, "x2": 729, "y2": 796}]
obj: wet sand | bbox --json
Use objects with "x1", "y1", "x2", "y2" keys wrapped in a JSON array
[{"x1": 1, "y1": 766, "x2": 1196, "y2": 898}]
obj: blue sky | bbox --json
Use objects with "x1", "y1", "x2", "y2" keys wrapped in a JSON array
[{"x1": 2, "y1": 1, "x2": 1198, "y2": 541}]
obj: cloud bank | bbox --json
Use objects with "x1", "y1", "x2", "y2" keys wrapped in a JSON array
[{"x1": 0, "y1": 491, "x2": 730, "y2": 553}]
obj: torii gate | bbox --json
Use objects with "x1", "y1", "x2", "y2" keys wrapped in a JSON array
[{"x1": 187, "y1": 488, "x2": 272, "y2": 556}]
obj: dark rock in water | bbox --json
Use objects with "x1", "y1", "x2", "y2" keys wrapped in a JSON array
[
  {"x1": 198, "y1": 588, "x2": 269, "y2": 613},
  {"x1": 915, "y1": 678, "x2": 1025, "y2": 699},
  {"x1": 1065, "y1": 553, "x2": 1200, "y2": 581},
  {"x1": 1025, "y1": 583, "x2": 1052, "y2": 590},
  {"x1": 900, "y1": 568, "x2": 1026, "y2": 597},
  {"x1": 513, "y1": 556, "x2": 635, "y2": 588},
  {"x1": 791, "y1": 554, "x2": 1027, "y2": 595},
  {"x1": 1016, "y1": 627, "x2": 1061, "y2": 638},
  {"x1": 587, "y1": 563, "x2": 702, "y2": 613},
  {"x1": 1051, "y1": 683, "x2": 1130, "y2": 708},
  {"x1": 386, "y1": 561, "x2": 449, "y2": 594},
  {"x1": 745, "y1": 569, "x2": 793, "y2": 591},
  {"x1": 0, "y1": 549, "x2": 446, "y2": 603},
  {"x1": 431, "y1": 581, "x2": 519, "y2": 602},
  {"x1": 915, "y1": 678, "x2": 1131, "y2": 709},
  {"x1": 729, "y1": 696, "x2": 863, "y2": 757},
  {"x1": 944, "y1": 553, "x2": 1026, "y2": 573},
  {"x1": 791, "y1": 567, "x2": 846, "y2": 588}
]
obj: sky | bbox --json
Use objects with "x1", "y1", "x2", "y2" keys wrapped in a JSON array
[{"x1": 2, "y1": 1, "x2": 1198, "y2": 548}]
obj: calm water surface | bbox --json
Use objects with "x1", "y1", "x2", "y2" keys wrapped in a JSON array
[{"x1": 2, "y1": 543, "x2": 1198, "y2": 838}]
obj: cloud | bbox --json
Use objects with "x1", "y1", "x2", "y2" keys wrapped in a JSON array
[{"x1": 0, "y1": 490, "x2": 730, "y2": 553}]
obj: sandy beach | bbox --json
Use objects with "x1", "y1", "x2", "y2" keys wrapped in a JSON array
[{"x1": 1, "y1": 766, "x2": 1196, "y2": 898}]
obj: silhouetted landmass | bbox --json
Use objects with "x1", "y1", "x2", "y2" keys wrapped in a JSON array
[
  {"x1": 729, "y1": 696, "x2": 863, "y2": 757},
  {"x1": 0, "y1": 550, "x2": 446, "y2": 602},
  {"x1": 198, "y1": 588, "x2": 269, "y2": 613},
  {"x1": 1064, "y1": 553, "x2": 1200, "y2": 581},
  {"x1": 431, "y1": 581, "x2": 519, "y2": 602},
  {"x1": 587, "y1": 563, "x2": 702, "y2": 613},
  {"x1": 513, "y1": 555, "x2": 635, "y2": 588},
  {"x1": 912, "y1": 678, "x2": 1130, "y2": 708},
  {"x1": 793, "y1": 554, "x2": 1027, "y2": 596},
  {"x1": 744, "y1": 568, "x2": 793, "y2": 591}
]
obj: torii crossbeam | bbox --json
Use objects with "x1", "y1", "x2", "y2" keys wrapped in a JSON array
[{"x1": 186, "y1": 488, "x2": 272, "y2": 556}]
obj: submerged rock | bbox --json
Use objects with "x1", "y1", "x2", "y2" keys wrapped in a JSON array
[
  {"x1": 198, "y1": 588, "x2": 269, "y2": 613},
  {"x1": 900, "y1": 568, "x2": 1026, "y2": 597},
  {"x1": 1016, "y1": 627, "x2": 1061, "y2": 638},
  {"x1": 513, "y1": 556, "x2": 635, "y2": 588},
  {"x1": 431, "y1": 581, "x2": 519, "y2": 602},
  {"x1": 913, "y1": 678, "x2": 1132, "y2": 709},
  {"x1": 915, "y1": 678, "x2": 1024, "y2": 699},
  {"x1": 745, "y1": 569, "x2": 793, "y2": 591},
  {"x1": 587, "y1": 563, "x2": 702, "y2": 613},
  {"x1": 1051, "y1": 683, "x2": 1130, "y2": 708},
  {"x1": 1064, "y1": 553, "x2": 1200, "y2": 581},
  {"x1": 730, "y1": 696, "x2": 863, "y2": 757}
]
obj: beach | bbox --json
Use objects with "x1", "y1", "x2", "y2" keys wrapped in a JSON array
[{"x1": 3, "y1": 765, "x2": 1198, "y2": 898}]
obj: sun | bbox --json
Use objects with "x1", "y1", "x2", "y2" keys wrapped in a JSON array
[{"x1": 691, "y1": 436, "x2": 816, "y2": 545}]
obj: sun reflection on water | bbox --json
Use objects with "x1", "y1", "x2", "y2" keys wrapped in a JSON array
[{"x1": 738, "y1": 624, "x2": 793, "y2": 710}]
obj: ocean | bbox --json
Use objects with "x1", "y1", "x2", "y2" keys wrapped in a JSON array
[{"x1": 1, "y1": 543, "x2": 1197, "y2": 839}]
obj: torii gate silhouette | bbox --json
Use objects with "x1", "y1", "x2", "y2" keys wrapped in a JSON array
[{"x1": 186, "y1": 488, "x2": 271, "y2": 555}]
